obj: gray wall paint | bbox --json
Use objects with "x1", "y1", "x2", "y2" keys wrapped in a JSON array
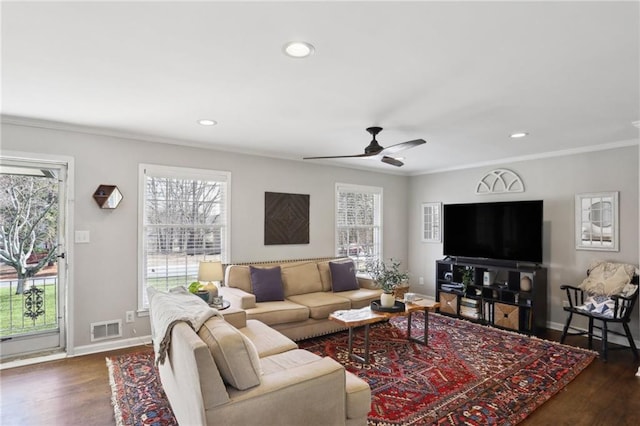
[
  {"x1": 2, "y1": 122, "x2": 638, "y2": 350},
  {"x1": 2, "y1": 123, "x2": 408, "y2": 349},
  {"x1": 408, "y1": 145, "x2": 639, "y2": 339}
]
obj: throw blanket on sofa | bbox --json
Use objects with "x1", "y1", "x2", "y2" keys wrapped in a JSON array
[{"x1": 148, "y1": 286, "x2": 221, "y2": 365}]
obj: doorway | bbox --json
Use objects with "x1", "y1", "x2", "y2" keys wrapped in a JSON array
[{"x1": 0, "y1": 157, "x2": 69, "y2": 359}]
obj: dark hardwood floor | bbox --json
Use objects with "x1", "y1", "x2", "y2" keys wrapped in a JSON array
[{"x1": 0, "y1": 331, "x2": 638, "y2": 425}]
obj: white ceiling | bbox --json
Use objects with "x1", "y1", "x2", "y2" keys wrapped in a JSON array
[{"x1": 2, "y1": 1, "x2": 639, "y2": 175}]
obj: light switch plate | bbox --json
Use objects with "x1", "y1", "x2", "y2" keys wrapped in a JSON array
[{"x1": 75, "y1": 230, "x2": 90, "y2": 243}]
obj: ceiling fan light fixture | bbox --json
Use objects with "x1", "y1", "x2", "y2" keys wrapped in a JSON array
[
  {"x1": 198, "y1": 119, "x2": 217, "y2": 126},
  {"x1": 510, "y1": 132, "x2": 528, "y2": 138},
  {"x1": 283, "y1": 41, "x2": 314, "y2": 58}
]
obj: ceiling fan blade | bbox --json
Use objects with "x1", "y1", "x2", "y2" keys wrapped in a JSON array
[
  {"x1": 379, "y1": 139, "x2": 426, "y2": 156},
  {"x1": 303, "y1": 152, "x2": 377, "y2": 160},
  {"x1": 381, "y1": 156, "x2": 404, "y2": 167}
]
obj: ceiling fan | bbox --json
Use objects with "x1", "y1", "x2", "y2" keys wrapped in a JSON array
[{"x1": 303, "y1": 127, "x2": 426, "y2": 167}]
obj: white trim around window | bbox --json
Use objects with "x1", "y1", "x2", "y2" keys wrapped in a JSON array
[
  {"x1": 335, "y1": 183, "x2": 383, "y2": 272},
  {"x1": 137, "y1": 164, "x2": 231, "y2": 312}
]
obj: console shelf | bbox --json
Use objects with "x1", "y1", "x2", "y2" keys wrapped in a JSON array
[{"x1": 435, "y1": 259, "x2": 547, "y2": 335}]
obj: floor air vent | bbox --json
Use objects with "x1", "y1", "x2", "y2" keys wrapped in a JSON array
[{"x1": 91, "y1": 320, "x2": 122, "y2": 342}]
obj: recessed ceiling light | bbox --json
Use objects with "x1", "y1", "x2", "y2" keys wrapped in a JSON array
[
  {"x1": 283, "y1": 41, "x2": 315, "y2": 58},
  {"x1": 198, "y1": 119, "x2": 217, "y2": 126},
  {"x1": 510, "y1": 132, "x2": 528, "y2": 138}
]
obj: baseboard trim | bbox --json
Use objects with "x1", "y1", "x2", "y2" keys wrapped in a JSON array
[
  {"x1": 71, "y1": 335, "x2": 152, "y2": 357},
  {"x1": 547, "y1": 320, "x2": 640, "y2": 349}
]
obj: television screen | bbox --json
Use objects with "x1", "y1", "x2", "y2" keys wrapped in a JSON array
[{"x1": 443, "y1": 200, "x2": 543, "y2": 263}]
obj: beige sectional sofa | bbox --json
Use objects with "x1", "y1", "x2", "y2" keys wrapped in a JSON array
[
  {"x1": 219, "y1": 258, "x2": 383, "y2": 341},
  {"x1": 150, "y1": 301, "x2": 371, "y2": 426}
]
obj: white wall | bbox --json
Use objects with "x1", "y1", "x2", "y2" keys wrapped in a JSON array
[
  {"x1": 1, "y1": 123, "x2": 409, "y2": 350},
  {"x1": 408, "y1": 145, "x2": 639, "y2": 340}
]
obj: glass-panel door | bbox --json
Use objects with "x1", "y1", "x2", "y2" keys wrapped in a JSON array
[{"x1": 0, "y1": 159, "x2": 67, "y2": 359}]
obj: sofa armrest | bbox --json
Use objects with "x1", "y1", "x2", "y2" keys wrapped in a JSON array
[
  {"x1": 220, "y1": 286, "x2": 256, "y2": 309},
  {"x1": 220, "y1": 356, "x2": 347, "y2": 425},
  {"x1": 221, "y1": 306, "x2": 247, "y2": 329},
  {"x1": 157, "y1": 322, "x2": 229, "y2": 425},
  {"x1": 357, "y1": 275, "x2": 377, "y2": 290}
]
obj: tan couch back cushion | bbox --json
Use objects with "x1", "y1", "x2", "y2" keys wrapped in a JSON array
[
  {"x1": 197, "y1": 316, "x2": 262, "y2": 390},
  {"x1": 317, "y1": 261, "x2": 333, "y2": 292},
  {"x1": 281, "y1": 261, "x2": 323, "y2": 297},
  {"x1": 225, "y1": 265, "x2": 253, "y2": 293}
]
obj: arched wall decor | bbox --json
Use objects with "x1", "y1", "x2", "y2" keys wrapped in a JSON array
[{"x1": 475, "y1": 169, "x2": 524, "y2": 195}]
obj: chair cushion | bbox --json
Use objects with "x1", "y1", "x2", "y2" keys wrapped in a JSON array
[
  {"x1": 576, "y1": 295, "x2": 616, "y2": 318},
  {"x1": 250, "y1": 266, "x2": 285, "y2": 302},
  {"x1": 330, "y1": 260, "x2": 360, "y2": 292},
  {"x1": 197, "y1": 316, "x2": 262, "y2": 390},
  {"x1": 579, "y1": 261, "x2": 634, "y2": 296},
  {"x1": 281, "y1": 262, "x2": 323, "y2": 296}
]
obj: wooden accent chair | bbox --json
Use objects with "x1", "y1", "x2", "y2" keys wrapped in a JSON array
[{"x1": 560, "y1": 262, "x2": 639, "y2": 362}]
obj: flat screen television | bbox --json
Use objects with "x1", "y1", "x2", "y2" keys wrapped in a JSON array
[{"x1": 443, "y1": 200, "x2": 543, "y2": 264}]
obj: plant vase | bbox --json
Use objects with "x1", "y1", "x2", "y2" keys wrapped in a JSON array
[{"x1": 380, "y1": 292, "x2": 396, "y2": 308}]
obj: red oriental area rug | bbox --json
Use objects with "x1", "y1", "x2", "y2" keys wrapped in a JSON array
[
  {"x1": 299, "y1": 313, "x2": 596, "y2": 425},
  {"x1": 106, "y1": 313, "x2": 595, "y2": 426}
]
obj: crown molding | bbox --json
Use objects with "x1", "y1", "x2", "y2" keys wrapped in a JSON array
[{"x1": 411, "y1": 138, "x2": 640, "y2": 176}]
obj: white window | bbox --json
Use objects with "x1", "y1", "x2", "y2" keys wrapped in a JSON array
[
  {"x1": 335, "y1": 183, "x2": 382, "y2": 272},
  {"x1": 138, "y1": 164, "x2": 230, "y2": 311},
  {"x1": 421, "y1": 202, "x2": 442, "y2": 243}
]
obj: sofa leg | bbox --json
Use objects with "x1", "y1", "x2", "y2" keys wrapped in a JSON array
[{"x1": 601, "y1": 321, "x2": 608, "y2": 362}]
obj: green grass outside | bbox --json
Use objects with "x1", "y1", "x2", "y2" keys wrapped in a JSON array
[{"x1": 0, "y1": 284, "x2": 58, "y2": 337}]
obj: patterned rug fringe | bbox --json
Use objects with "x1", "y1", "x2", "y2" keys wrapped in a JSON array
[{"x1": 105, "y1": 357, "x2": 125, "y2": 426}]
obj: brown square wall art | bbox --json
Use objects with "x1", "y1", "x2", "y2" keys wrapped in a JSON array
[{"x1": 264, "y1": 192, "x2": 310, "y2": 245}]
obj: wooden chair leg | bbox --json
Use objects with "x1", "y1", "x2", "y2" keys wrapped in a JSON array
[
  {"x1": 560, "y1": 312, "x2": 573, "y2": 344},
  {"x1": 622, "y1": 323, "x2": 640, "y2": 361},
  {"x1": 601, "y1": 320, "x2": 608, "y2": 362}
]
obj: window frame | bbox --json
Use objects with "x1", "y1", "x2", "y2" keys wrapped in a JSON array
[
  {"x1": 335, "y1": 183, "x2": 383, "y2": 272},
  {"x1": 421, "y1": 202, "x2": 442, "y2": 243},
  {"x1": 137, "y1": 164, "x2": 231, "y2": 312}
]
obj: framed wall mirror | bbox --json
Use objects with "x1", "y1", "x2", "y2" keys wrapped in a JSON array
[{"x1": 575, "y1": 191, "x2": 619, "y2": 251}]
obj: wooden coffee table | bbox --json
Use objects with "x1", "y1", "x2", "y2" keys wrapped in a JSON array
[{"x1": 329, "y1": 298, "x2": 440, "y2": 364}]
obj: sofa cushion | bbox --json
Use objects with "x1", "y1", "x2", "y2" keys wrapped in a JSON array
[
  {"x1": 287, "y1": 292, "x2": 352, "y2": 320},
  {"x1": 259, "y1": 349, "x2": 323, "y2": 375},
  {"x1": 197, "y1": 317, "x2": 262, "y2": 390},
  {"x1": 317, "y1": 261, "x2": 333, "y2": 292},
  {"x1": 240, "y1": 319, "x2": 298, "y2": 357},
  {"x1": 250, "y1": 266, "x2": 285, "y2": 302},
  {"x1": 334, "y1": 288, "x2": 383, "y2": 309},
  {"x1": 245, "y1": 300, "x2": 310, "y2": 325},
  {"x1": 281, "y1": 262, "x2": 324, "y2": 297},
  {"x1": 330, "y1": 260, "x2": 359, "y2": 292},
  {"x1": 225, "y1": 265, "x2": 253, "y2": 293}
]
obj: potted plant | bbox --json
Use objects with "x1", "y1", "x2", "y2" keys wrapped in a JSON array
[
  {"x1": 459, "y1": 267, "x2": 473, "y2": 293},
  {"x1": 188, "y1": 281, "x2": 209, "y2": 303},
  {"x1": 366, "y1": 258, "x2": 409, "y2": 307}
]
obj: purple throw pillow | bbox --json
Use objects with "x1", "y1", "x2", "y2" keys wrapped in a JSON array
[
  {"x1": 250, "y1": 266, "x2": 285, "y2": 302},
  {"x1": 330, "y1": 261, "x2": 359, "y2": 292}
]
